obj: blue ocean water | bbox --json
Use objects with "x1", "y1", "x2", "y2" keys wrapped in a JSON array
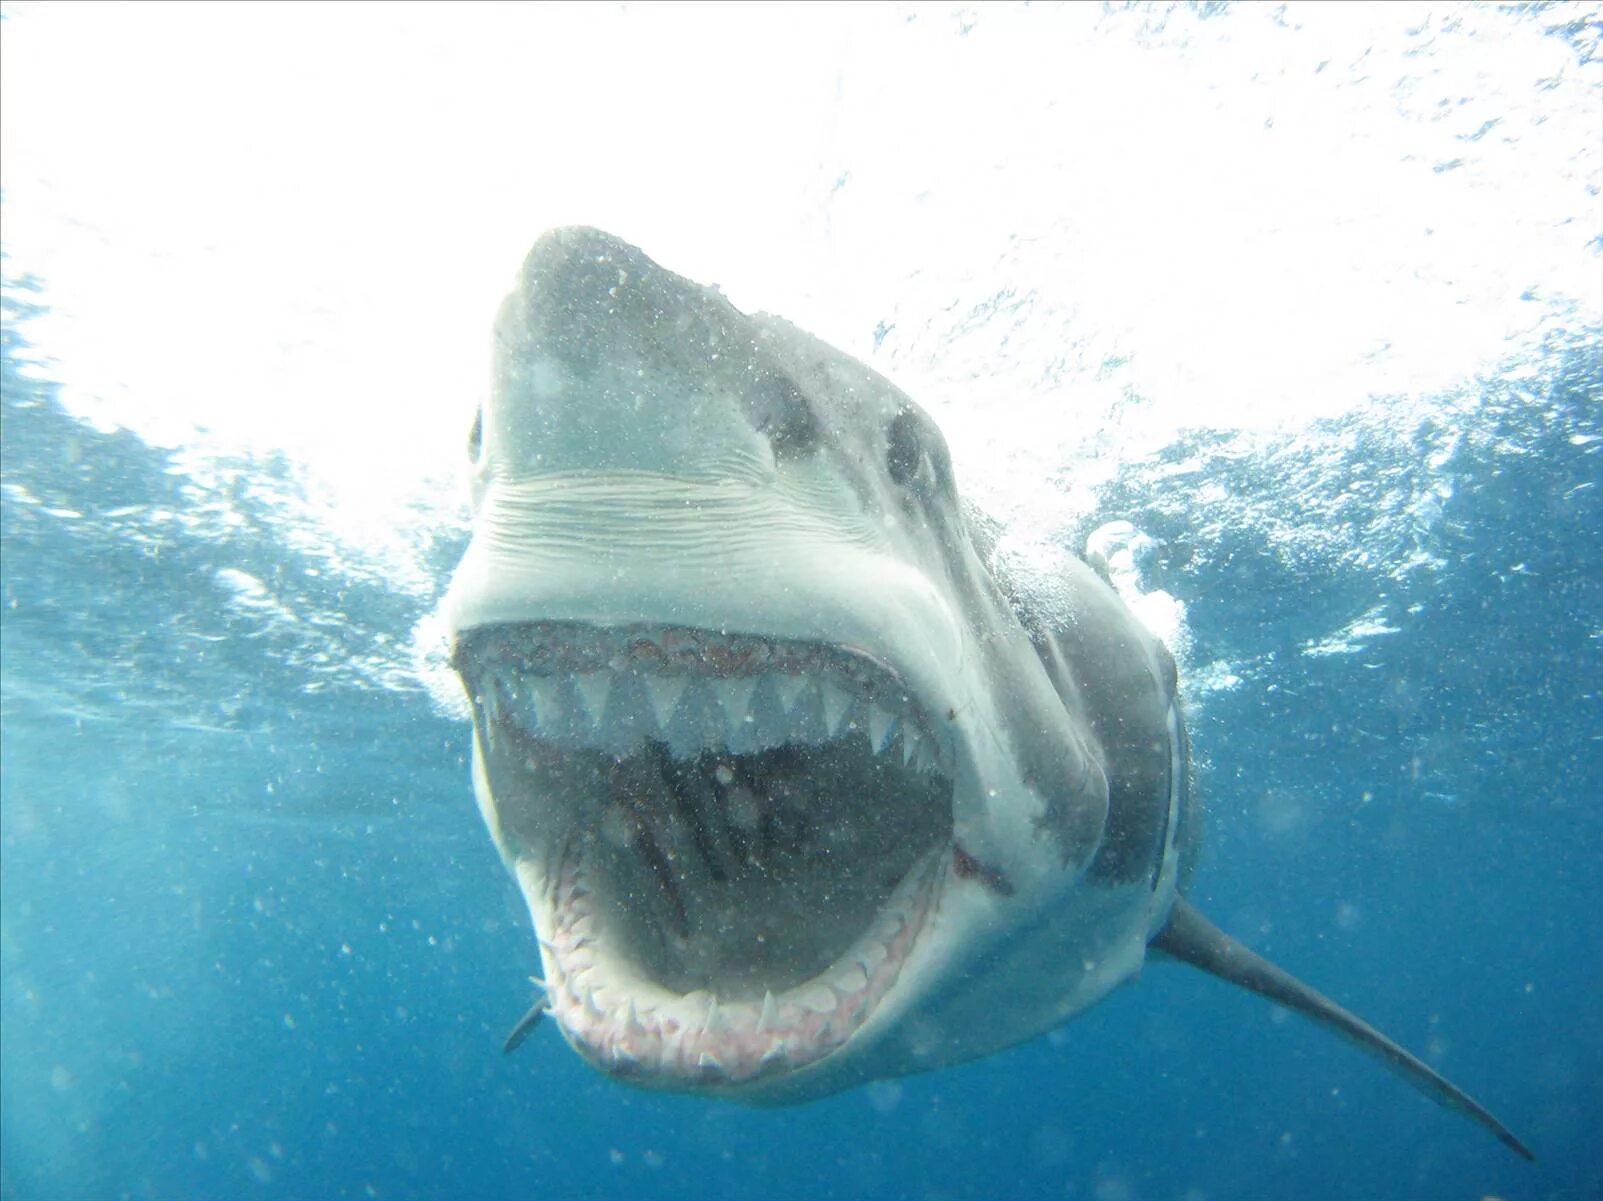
[
  {"x1": 2, "y1": 4, "x2": 1601, "y2": 1199},
  {"x1": 4, "y1": 269, "x2": 1601, "y2": 1201}
]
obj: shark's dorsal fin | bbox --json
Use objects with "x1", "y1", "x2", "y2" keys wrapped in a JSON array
[{"x1": 1153, "y1": 898, "x2": 1534, "y2": 1162}]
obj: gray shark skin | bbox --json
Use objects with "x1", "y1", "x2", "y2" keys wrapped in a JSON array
[{"x1": 443, "y1": 227, "x2": 1530, "y2": 1160}]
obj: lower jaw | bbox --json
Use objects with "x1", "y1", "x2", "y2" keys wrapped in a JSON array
[{"x1": 521, "y1": 844, "x2": 946, "y2": 1089}]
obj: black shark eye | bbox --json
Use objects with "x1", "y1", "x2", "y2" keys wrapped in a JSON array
[
  {"x1": 885, "y1": 410, "x2": 921, "y2": 485},
  {"x1": 467, "y1": 408, "x2": 483, "y2": 461}
]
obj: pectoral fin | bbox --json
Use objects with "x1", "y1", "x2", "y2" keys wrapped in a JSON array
[{"x1": 1153, "y1": 898, "x2": 1533, "y2": 1162}]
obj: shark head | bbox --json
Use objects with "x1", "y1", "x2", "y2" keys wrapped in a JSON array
[{"x1": 443, "y1": 227, "x2": 1171, "y2": 1101}]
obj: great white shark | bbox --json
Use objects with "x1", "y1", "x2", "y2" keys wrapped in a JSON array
[{"x1": 442, "y1": 226, "x2": 1531, "y2": 1160}]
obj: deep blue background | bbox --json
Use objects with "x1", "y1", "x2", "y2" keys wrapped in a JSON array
[{"x1": 3, "y1": 276, "x2": 1600, "y2": 1200}]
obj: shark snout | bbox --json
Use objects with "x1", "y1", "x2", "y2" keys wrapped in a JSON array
[{"x1": 483, "y1": 228, "x2": 807, "y2": 486}]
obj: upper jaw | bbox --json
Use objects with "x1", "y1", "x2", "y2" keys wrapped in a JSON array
[
  {"x1": 459, "y1": 621, "x2": 953, "y2": 768},
  {"x1": 455, "y1": 620, "x2": 960, "y2": 1092}
]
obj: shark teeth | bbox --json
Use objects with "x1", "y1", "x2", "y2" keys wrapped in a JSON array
[
  {"x1": 757, "y1": 990, "x2": 781, "y2": 1033},
  {"x1": 819, "y1": 681, "x2": 854, "y2": 736},
  {"x1": 644, "y1": 675, "x2": 686, "y2": 731},
  {"x1": 482, "y1": 627, "x2": 946, "y2": 769},
  {"x1": 868, "y1": 705, "x2": 899, "y2": 753},
  {"x1": 536, "y1": 845, "x2": 943, "y2": 1085}
]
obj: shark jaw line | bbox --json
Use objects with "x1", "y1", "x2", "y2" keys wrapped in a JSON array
[
  {"x1": 532, "y1": 839, "x2": 944, "y2": 1089},
  {"x1": 457, "y1": 621, "x2": 957, "y2": 1091}
]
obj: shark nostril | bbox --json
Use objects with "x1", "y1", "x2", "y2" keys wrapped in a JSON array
[
  {"x1": 749, "y1": 368, "x2": 818, "y2": 460},
  {"x1": 885, "y1": 409, "x2": 922, "y2": 485}
]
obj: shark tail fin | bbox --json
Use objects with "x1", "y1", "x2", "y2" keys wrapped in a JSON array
[{"x1": 1153, "y1": 898, "x2": 1534, "y2": 1162}]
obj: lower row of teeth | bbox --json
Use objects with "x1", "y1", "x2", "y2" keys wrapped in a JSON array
[{"x1": 530, "y1": 853, "x2": 936, "y2": 1082}]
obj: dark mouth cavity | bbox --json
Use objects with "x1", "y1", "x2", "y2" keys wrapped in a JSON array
[{"x1": 456, "y1": 622, "x2": 954, "y2": 1000}]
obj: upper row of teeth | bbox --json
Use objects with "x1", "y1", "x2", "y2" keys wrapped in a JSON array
[{"x1": 480, "y1": 667, "x2": 940, "y2": 769}]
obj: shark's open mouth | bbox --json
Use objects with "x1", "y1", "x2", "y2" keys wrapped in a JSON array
[{"x1": 456, "y1": 622, "x2": 954, "y2": 1087}]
